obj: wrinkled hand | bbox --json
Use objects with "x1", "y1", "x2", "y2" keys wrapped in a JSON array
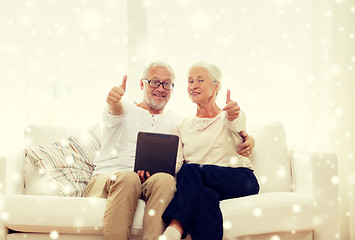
[
  {"x1": 137, "y1": 170, "x2": 151, "y2": 183},
  {"x1": 223, "y1": 89, "x2": 240, "y2": 121},
  {"x1": 237, "y1": 131, "x2": 255, "y2": 158},
  {"x1": 106, "y1": 75, "x2": 127, "y2": 115},
  {"x1": 106, "y1": 75, "x2": 127, "y2": 106}
]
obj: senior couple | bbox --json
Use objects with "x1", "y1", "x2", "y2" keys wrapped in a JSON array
[{"x1": 84, "y1": 61, "x2": 260, "y2": 240}]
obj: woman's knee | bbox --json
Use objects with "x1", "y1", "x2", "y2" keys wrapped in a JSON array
[{"x1": 178, "y1": 163, "x2": 201, "y2": 176}]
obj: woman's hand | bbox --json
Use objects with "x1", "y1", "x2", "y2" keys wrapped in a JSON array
[
  {"x1": 237, "y1": 131, "x2": 255, "y2": 158},
  {"x1": 223, "y1": 89, "x2": 240, "y2": 121}
]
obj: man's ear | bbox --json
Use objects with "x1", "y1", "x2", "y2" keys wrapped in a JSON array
[{"x1": 140, "y1": 79, "x2": 144, "y2": 90}]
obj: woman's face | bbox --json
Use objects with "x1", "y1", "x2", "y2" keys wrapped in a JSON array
[{"x1": 188, "y1": 67, "x2": 218, "y2": 104}]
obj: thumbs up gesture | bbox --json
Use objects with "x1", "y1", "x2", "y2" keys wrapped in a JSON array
[
  {"x1": 106, "y1": 75, "x2": 127, "y2": 115},
  {"x1": 222, "y1": 89, "x2": 240, "y2": 121}
]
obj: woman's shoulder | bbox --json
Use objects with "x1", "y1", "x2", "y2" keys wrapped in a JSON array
[{"x1": 176, "y1": 115, "x2": 194, "y2": 128}]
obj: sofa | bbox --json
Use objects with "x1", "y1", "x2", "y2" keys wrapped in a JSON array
[{"x1": 0, "y1": 121, "x2": 339, "y2": 240}]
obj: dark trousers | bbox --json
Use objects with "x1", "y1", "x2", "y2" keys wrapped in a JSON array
[{"x1": 162, "y1": 163, "x2": 259, "y2": 240}]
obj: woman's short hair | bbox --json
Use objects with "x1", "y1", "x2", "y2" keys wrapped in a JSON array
[
  {"x1": 142, "y1": 61, "x2": 175, "y2": 81},
  {"x1": 188, "y1": 61, "x2": 222, "y2": 93}
]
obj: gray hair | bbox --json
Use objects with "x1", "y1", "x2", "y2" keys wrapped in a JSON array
[
  {"x1": 142, "y1": 61, "x2": 175, "y2": 81},
  {"x1": 188, "y1": 61, "x2": 222, "y2": 93}
]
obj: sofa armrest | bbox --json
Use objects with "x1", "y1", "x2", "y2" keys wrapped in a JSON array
[
  {"x1": 0, "y1": 149, "x2": 25, "y2": 196},
  {"x1": 0, "y1": 149, "x2": 25, "y2": 239},
  {"x1": 290, "y1": 150, "x2": 340, "y2": 240},
  {"x1": 0, "y1": 218, "x2": 8, "y2": 240},
  {"x1": 0, "y1": 156, "x2": 6, "y2": 239},
  {"x1": 0, "y1": 156, "x2": 6, "y2": 197},
  {"x1": 0, "y1": 213, "x2": 9, "y2": 240},
  {"x1": 0, "y1": 154, "x2": 9, "y2": 239}
]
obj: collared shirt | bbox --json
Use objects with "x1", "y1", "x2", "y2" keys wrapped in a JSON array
[{"x1": 174, "y1": 111, "x2": 254, "y2": 170}]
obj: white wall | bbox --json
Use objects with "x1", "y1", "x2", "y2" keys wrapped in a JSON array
[
  {"x1": 0, "y1": 0, "x2": 128, "y2": 151},
  {"x1": 141, "y1": 0, "x2": 334, "y2": 152}
]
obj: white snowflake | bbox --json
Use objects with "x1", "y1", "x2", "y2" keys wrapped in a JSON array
[
  {"x1": 65, "y1": 156, "x2": 74, "y2": 165},
  {"x1": 148, "y1": 209, "x2": 156, "y2": 217},
  {"x1": 63, "y1": 184, "x2": 73, "y2": 195},
  {"x1": 158, "y1": 236, "x2": 167, "y2": 240},
  {"x1": 49, "y1": 230, "x2": 59, "y2": 239},
  {"x1": 60, "y1": 139, "x2": 70, "y2": 147},
  {"x1": 230, "y1": 156, "x2": 239, "y2": 166},
  {"x1": 270, "y1": 235, "x2": 281, "y2": 240},
  {"x1": 325, "y1": 10, "x2": 333, "y2": 17},
  {"x1": 223, "y1": 220, "x2": 232, "y2": 230},
  {"x1": 1, "y1": 211, "x2": 9, "y2": 221},
  {"x1": 292, "y1": 204, "x2": 301, "y2": 213},
  {"x1": 74, "y1": 218, "x2": 84, "y2": 227},
  {"x1": 331, "y1": 175, "x2": 340, "y2": 185},
  {"x1": 89, "y1": 197, "x2": 100, "y2": 206},
  {"x1": 188, "y1": 10, "x2": 211, "y2": 31},
  {"x1": 253, "y1": 208, "x2": 262, "y2": 217}
]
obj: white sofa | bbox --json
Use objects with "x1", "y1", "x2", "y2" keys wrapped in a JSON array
[{"x1": 0, "y1": 121, "x2": 339, "y2": 240}]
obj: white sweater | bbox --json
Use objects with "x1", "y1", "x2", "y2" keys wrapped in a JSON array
[
  {"x1": 174, "y1": 111, "x2": 254, "y2": 172},
  {"x1": 93, "y1": 100, "x2": 181, "y2": 175}
]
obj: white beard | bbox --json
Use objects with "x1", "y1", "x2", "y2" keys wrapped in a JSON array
[{"x1": 148, "y1": 98, "x2": 167, "y2": 110}]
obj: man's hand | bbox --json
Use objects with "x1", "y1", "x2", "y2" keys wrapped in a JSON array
[
  {"x1": 237, "y1": 131, "x2": 255, "y2": 158},
  {"x1": 137, "y1": 170, "x2": 151, "y2": 183},
  {"x1": 223, "y1": 89, "x2": 240, "y2": 121},
  {"x1": 106, "y1": 75, "x2": 127, "y2": 115}
]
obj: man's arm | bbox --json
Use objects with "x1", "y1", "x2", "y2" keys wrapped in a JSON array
[
  {"x1": 237, "y1": 131, "x2": 255, "y2": 158},
  {"x1": 106, "y1": 75, "x2": 127, "y2": 115}
]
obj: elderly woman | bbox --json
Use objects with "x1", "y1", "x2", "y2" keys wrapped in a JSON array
[{"x1": 161, "y1": 62, "x2": 260, "y2": 240}]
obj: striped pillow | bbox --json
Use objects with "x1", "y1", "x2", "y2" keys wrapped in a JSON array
[{"x1": 25, "y1": 125, "x2": 101, "y2": 197}]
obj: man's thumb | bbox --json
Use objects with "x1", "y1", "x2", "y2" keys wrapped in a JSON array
[
  {"x1": 226, "y1": 89, "x2": 231, "y2": 104},
  {"x1": 120, "y1": 75, "x2": 128, "y2": 91}
]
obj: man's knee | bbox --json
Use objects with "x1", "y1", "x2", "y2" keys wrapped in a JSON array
[
  {"x1": 110, "y1": 171, "x2": 141, "y2": 191},
  {"x1": 148, "y1": 173, "x2": 176, "y2": 192}
]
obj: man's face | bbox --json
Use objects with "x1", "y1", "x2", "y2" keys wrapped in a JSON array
[{"x1": 141, "y1": 66, "x2": 174, "y2": 112}]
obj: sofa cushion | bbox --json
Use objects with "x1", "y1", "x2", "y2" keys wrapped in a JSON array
[
  {"x1": 222, "y1": 192, "x2": 315, "y2": 238},
  {"x1": 24, "y1": 125, "x2": 101, "y2": 197},
  {"x1": 249, "y1": 121, "x2": 292, "y2": 192},
  {"x1": 4, "y1": 192, "x2": 315, "y2": 238},
  {"x1": 3, "y1": 195, "x2": 144, "y2": 235}
]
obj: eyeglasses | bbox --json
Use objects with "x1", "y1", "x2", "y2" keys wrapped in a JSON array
[{"x1": 143, "y1": 79, "x2": 174, "y2": 90}]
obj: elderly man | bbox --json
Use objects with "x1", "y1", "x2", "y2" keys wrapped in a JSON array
[{"x1": 84, "y1": 61, "x2": 255, "y2": 240}]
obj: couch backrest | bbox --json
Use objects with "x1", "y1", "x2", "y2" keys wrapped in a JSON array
[
  {"x1": 23, "y1": 121, "x2": 292, "y2": 196},
  {"x1": 25, "y1": 124, "x2": 84, "y2": 147},
  {"x1": 249, "y1": 121, "x2": 292, "y2": 193}
]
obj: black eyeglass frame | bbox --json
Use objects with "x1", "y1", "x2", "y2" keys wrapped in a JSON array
[{"x1": 142, "y1": 79, "x2": 174, "y2": 90}]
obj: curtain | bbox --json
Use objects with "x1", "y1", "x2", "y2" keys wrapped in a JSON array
[{"x1": 329, "y1": 1, "x2": 355, "y2": 239}]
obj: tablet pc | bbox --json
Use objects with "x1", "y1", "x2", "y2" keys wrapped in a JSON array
[{"x1": 134, "y1": 132, "x2": 179, "y2": 177}]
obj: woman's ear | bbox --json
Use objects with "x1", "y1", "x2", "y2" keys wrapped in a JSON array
[{"x1": 214, "y1": 82, "x2": 220, "y2": 96}]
